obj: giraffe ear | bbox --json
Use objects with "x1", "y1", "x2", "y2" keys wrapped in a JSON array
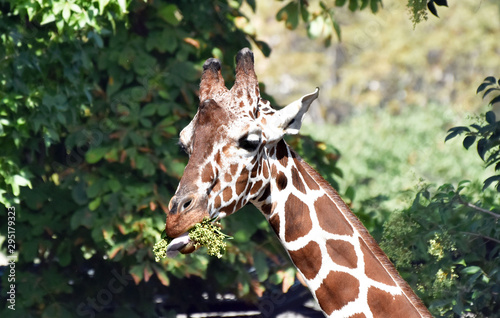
[{"x1": 267, "y1": 88, "x2": 319, "y2": 142}]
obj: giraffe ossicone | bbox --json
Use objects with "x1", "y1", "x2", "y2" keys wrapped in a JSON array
[{"x1": 164, "y1": 48, "x2": 432, "y2": 318}]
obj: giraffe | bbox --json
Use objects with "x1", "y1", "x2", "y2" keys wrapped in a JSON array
[{"x1": 164, "y1": 48, "x2": 432, "y2": 318}]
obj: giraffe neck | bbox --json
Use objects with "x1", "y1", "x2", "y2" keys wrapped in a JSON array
[{"x1": 252, "y1": 140, "x2": 431, "y2": 318}]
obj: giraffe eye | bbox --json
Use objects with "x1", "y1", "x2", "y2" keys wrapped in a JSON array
[{"x1": 238, "y1": 133, "x2": 260, "y2": 151}]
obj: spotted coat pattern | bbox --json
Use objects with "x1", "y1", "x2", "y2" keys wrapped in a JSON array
[{"x1": 165, "y1": 48, "x2": 432, "y2": 318}]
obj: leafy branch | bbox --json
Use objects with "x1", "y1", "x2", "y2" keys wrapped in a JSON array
[{"x1": 446, "y1": 76, "x2": 500, "y2": 192}]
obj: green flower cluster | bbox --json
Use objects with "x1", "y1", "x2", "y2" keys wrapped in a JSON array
[
  {"x1": 189, "y1": 218, "x2": 231, "y2": 259},
  {"x1": 153, "y1": 235, "x2": 172, "y2": 262},
  {"x1": 153, "y1": 218, "x2": 231, "y2": 261}
]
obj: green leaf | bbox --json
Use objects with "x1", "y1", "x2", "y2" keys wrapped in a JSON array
[
  {"x1": 141, "y1": 103, "x2": 157, "y2": 117},
  {"x1": 484, "y1": 76, "x2": 497, "y2": 84},
  {"x1": 482, "y1": 87, "x2": 500, "y2": 99},
  {"x1": 360, "y1": 0, "x2": 369, "y2": 10},
  {"x1": 129, "y1": 264, "x2": 144, "y2": 283},
  {"x1": 254, "y1": 40, "x2": 271, "y2": 57},
  {"x1": 477, "y1": 139, "x2": 488, "y2": 160},
  {"x1": 370, "y1": 0, "x2": 381, "y2": 13},
  {"x1": 462, "y1": 135, "x2": 476, "y2": 150},
  {"x1": 482, "y1": 175, "x2": 500, "y2": 191},
  {"x1": 461, "y1": 266, "x2": 482, "y2": 275},
  {"x1": 41, "y1": 12, "x2": 56, "y2": 25},
  {"x1": 62, "y1": 3, "x2": 71, "y2": 21},
  {"x1": 86, "y1": 179, "x2": 104, "y2": 198},
  {"x1": 485, "y1": 111, "x2": 496, "y2": 124},
  {"x1": 98, "y1": 0, "x2": 111, "y2": 14},
  {"x1": 117, "y1": 0, "x2": 127, "y2": 13},
  {"x1": 490, "y1": 95, "x2": 500, "y2": 106},
  {"x1": 70, "y1": 208, "x2": 94, "y2": 229},
  {"x1": 345, "y1": 186, "x2": 356, "y2": 202},
  {"x1": 276, "y1": 2, "x2": 299, "y2": 30},
  {"x1": 171, "y1": 61, "x2": 198, "y2": 81},
  {"x1": 85, "y1": 147, "x2": 108, "y2": 164},
  {"x1": 72, "y1": 181, "x2": 88, "y2": 205},
  {"x1": 108, "y1": 179, "x2": 121, "y2": 192},
  {"x1": 158, "y1": 4, "x2": 182, "y2": 26},
  {"x1": 253, "y1": 253, "x2": 269, "y2": 282},
  {"x1": 89, "y1": 197, "x2": 101, "y2": 211},
  {"x1": 348, "y1": 0, "x2": 358, "y2": 11}
]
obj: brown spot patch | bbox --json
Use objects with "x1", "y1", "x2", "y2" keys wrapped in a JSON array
[
  {"x1": 291, "y1": 166, "x2": 306, "y2": 194},
  {"x1": 275, "y1": 139, "x2": 288, "y2": 167},
  {"x1": 214, "y1": 195, "x2": 221, "y2": 209},
  {"x1": 235, "y1": 198, "x2": 245, "y2": 211},
  {"x1": 258, "y1": 184, "x2": 271, "y2": 202},
  {"x1": 314, "y1": 195, "x2": 354, "y2": 236},
  {"x1": 367, "y1": 287, "x2": 419, "y2": 318},
  {"x1": 221, "y1": 200, "x2": 236, "y2": 214},
  {"x1": 251, "y1": 164, "x2": 258, "y2": 178},
  {"x1": 288, "y1": 241, "x2": 322, "y2": 280},
  {"x1": 201, "y1": 163, "x2": 214, "y2": 183},
  {"x1": 294, "y1": 158, "x2": 320, "y2": 190},
  {"x1": 349, "y1": 314, "x2": 366, "y2": 318},
  {"x1": 223, "y1": 187, "x2": 232, "y2": 202},
  {"x1": 270, "y1": 166, "x2": 278, "y2": 186},
  {"x1": 315, "y1": 271, "x2": 360, "y2": 315},
  {"x1": 250, "y1": 180, "x2": 263, "y2": 195},
  {"x1": 326, "y1": 239, "x2": 357, "y2": 269},
  {"x1": 224, "y1": 172, "x2": 232, "y2": 182},
  {"x1": 261, "y1": 203, "x2": 273, "y2": 215},
  {"x1": 214, "y1": 150, "x2": 221, "y2": 165},
  {"x1": 235, "y1": 172, "x2": 248, "y2": 195},
  {"x1": 269, "y1": 213, "x2": 280, "y2": 236},
  {"x1": 212, "y1": 181, "x2": 221, "y2": 193},
  {"x1": 284, "y1": 194, "x2": 312, "y2": 242},
  {"x1": 230, "y1": 164, "x2": 238, "y2": 175},
  {"x1": 359, "y1": 237, "x2": 397, "y2": 287},
  {"x1": 276, "y1": 171, "x2": 288, "y2": 191},
  {"x1": 268, "y1": 145, "x2": 275, "y2": 157},
  {"x1": 262, "y1": 162, "x2": 269, "y2": 179}
]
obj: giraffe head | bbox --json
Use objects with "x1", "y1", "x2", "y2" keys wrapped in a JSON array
[{"x1": 165, "y1": 48, "x2": 318, "y2": 254}]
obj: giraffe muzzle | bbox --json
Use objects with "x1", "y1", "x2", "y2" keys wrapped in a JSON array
[{"x1": 165, "y1": 194, "x2": 210, "y2": 238}]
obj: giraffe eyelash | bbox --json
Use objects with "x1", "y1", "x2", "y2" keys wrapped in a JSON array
[{"x1": 178, "y1": 141, "x2": 189, "y2": 154}]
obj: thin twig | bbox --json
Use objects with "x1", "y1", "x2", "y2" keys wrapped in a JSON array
[
  {"x1": 458, "y1": 197, "x2": 500, "y2": 219},
  {"x1": 462, "y1": 232, "x2": 500, "y2": 245}
]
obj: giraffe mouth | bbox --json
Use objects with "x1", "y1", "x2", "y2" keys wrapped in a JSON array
[
  {"x1": 165, "y1": 232, "x2": 197, "y2": 257},
  {"x1": 165, "y1": 216, "x2": 226, "y2": 257}
]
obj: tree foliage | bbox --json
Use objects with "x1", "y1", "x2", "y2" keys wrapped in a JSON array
[
  {"x1": 446, "y1": 76, "x2": 500, "y2": 192},
  {"x1": 0, "y1": 0, "x2": 344, "y2": 317},
  {"x1": 382, "y1": 181, "x2": 500, "y2": 317},
  {"x1": 382, "y1": 77, "x2": 500, "y2": 317}
]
